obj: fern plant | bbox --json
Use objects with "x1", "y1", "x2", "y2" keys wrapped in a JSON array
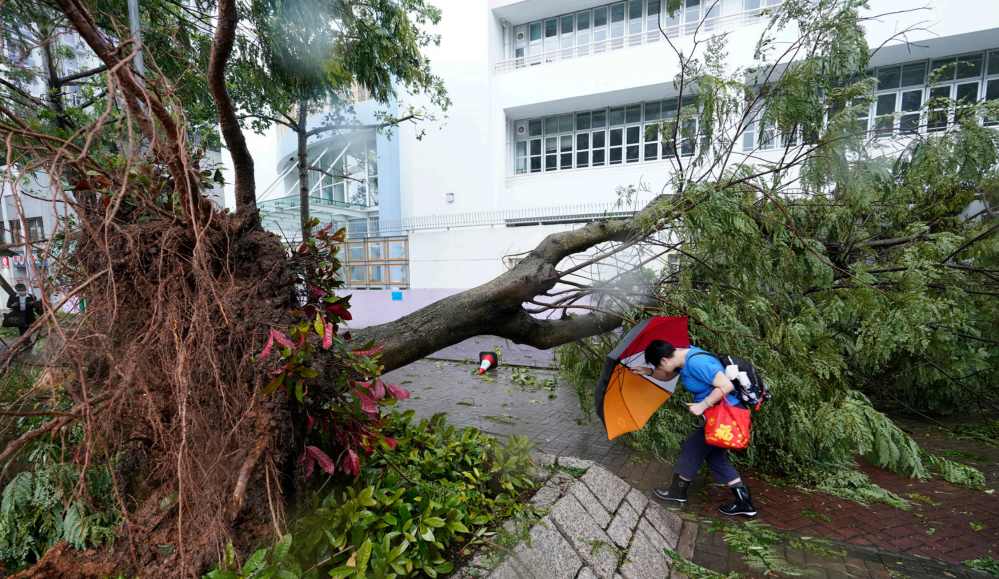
[{"x1": 0, "y1": 447, "x2": 119, "y2": 569}]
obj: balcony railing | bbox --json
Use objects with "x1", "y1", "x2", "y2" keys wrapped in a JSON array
[{"x1": 495, "y1": 6, "x2": 777, "y2": 74}]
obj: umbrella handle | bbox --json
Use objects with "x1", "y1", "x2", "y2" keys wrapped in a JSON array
[{"x1": 694, "y1": 415, "x2": 706, "y2": 428}]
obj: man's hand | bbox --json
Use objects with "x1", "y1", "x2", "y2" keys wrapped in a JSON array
[
  {"x1": 686, "y1": 401, "x2": 709, "y2": 416},
  {"x1": 629, "y1": 366, "x2": 653, "y2": 376}
]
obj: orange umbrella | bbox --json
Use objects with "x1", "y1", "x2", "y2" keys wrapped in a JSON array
[{"x1": 595, "y1": 317, "x2": 690, "y2": 440}]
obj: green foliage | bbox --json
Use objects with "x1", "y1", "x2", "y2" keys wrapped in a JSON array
[
  {"x1": 562, "y1": 0, "x2": 995, "y2": 499},
  {"x1": 966, "y1": 556, "x2": 999, "y2": 576},
  {"x1": 206, "y1": 411, "x2": 539, "y2": 579},
  {"x1": 707, "y1": 520, "x2": 803, "y2": 576},
  {"x1": 0, "y1": 447, "x2": 120, "y2": 570},
  {"x1": 665, "y1": 549, "x2": 746, "y2": 579}
]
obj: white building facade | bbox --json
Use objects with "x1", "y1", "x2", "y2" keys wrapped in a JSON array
[{"x1": 262, "y1": 0, "x2": 999, "y2": 327}]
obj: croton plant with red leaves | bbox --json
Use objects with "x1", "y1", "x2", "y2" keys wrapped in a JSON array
[{"x1": 259, "y1": 219, "x2": 410, "y2": 479}]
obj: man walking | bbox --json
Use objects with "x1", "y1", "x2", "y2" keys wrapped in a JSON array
[
  {"x1": 631, "y1": 339, "x2": 757, "y2": 517},
  {"x1": 7, "y1": 283, "x2": 43, "y2": 337}
]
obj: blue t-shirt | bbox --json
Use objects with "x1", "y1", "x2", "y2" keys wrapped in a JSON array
[{"x1": 680, "y1": 347, "x2": 740, "y2": 406}]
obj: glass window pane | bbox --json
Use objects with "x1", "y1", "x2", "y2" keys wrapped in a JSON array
[
  {"x1": 592, "y1": 148, "x2": 605, "y2": 166},
  {"x1": 368, "y1": 242, "x2": 384, "y2": 259},
  {"x1": 988, "y1": 50, "x2": 999, "y2": 77},
  {"x1": 626, "y1": 125, "x2": 641, "y2": 144},
  {"x1": 530, "y1": 22, "x2": 542, "y2": 41},
  {"x1": 577, "y1": 133, "x2": 590, "y2": 150},
  {"x1": 626, "y1": 105, "x2": 641, "y2": 123},
  {"x1": 530, "y1": 157, "x2": 542, "y2": 172},
  {"x1": 663, "y1": 98, "x2": 678, "y2": 117},
  {"x1": 546, "y1": 137, "x2": 557, "y2": 153},
  {"x1": 987, "y1": 79, "x2": 999, "y2": 101},
  {"x1": 610, "y1": 128, "x2": 623, "y2": 146},
  {"x1": 610, "y1": 106, "x2": 625, "y2": 126},
  {"x1": 578, "y1": 11, "x2": 590, "y2": 31},
  {"x1": 560, "y1": 114, "x2": 574, "y2": 132},
  {"x1": 516, "y1": 158, "x2": 527, "y2": 174},
  {"x1": 515, "y1": 141, "x2": 527, "y2": 156},
  {"x1": 592, "y1": 131, "x2": 606, "y2": 148},
  {"x1": 349, "y1": 266, "x2": 365, "y2": 283},
  {"x1": 348, "y1": 243, "x2": 364, "y2": 260},
  {"x1": 529, "y1": 119, "x2": 542, "y2": 136},
  {"x1": 876, "y1": 65, "x2": 901, "y2": 90},
  {"x1": 901, "y1": 90, "x2": 921, "y2": 112},
  {"x1": 530, "y1": 139, "x2": 541, "y2": 155},
  {"x1": 957, "y1": 53, "x2": 984, "y2": 80},
  {"x1": 931, "y1": 57, "x2": 956, "y2": 81},
  {"x1": 875, "y1": 93, "x2": 896, "y2": 133},
  {"x1": 389, "y1": 265, "x2": 407, "y2": 283},
  {"x1": 626, "y1": 145, "x2": 639, "y2": 162},
  {"x1": 560, "y1": 134, "x2": 572, "y2": 151},
  {"x1": 594, "y1": 7, "x2": 608, "y2": 27},
  {"x1": 388, "y1": 240, "x2": 405, "y2": 259},
  {"x1": 577, "y1": 112, "x2": 591, "y2": 130},
  {"x1": 545, "y1": 19, "x2": 557, "y2": 39},
  {"x1": 611, "y1": 3, "x2": 625, "y2": 23},
  {"x1": 648, "y1": 0, "x2": 661, "y2": 17},
  {"x1": 956, "y1": 82, "x2": 979, "y2": 104},
  {"x1": 560, "y1": 152, "x2": 572, "y2": 169},
  {"x1": 561, "y1": 15, "x2": 573, "y2": 34},
  {"x1": 645, "y1": 101, "x2": 661, "y2": 121},
  {"x1": 592, "y1": 109, "x2": 607, "y2": 128},
  {"x1": 609, "y1": 148, "x2": 622, "y2": 164},
  {"x1": 369, "y1": 265, "x2": 384, "y2": 283},
  {"x1": 545, "y1": 116, "x2": 559, "y2": 134},
  {"x1": 576, "y1": 151, "x2": 589, "y2": 167},
  {"x1": 900, "y1": 62, "x2": 926, "y2": 87}
]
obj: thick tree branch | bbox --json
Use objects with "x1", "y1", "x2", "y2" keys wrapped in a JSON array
[
  {"x1": 208, "y1": 0, "x2": 257, "y2": 218},
  {"x1": 56, "y1": 63, "x2": 107, "y2": 85},
  {"x1": 351, "y1": 195, "x2": 688, "y2": 372}
]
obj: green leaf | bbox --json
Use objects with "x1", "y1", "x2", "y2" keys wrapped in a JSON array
[
  {"x1": 205, "y1": 571, "x2": 239, "y2": 579},
  {"x1": 328, "y1": 567, "x2": 357, "y2": 579},
  {"x1": 356, "y1": 539, "x2": 372, "y2": 571},
  {"x1": 242, "y1": 549, "x2": 268, "y2": 575},
  {"x1": 261, "y1": 373, "x2": 285, "y2": 396},
  {"x1": 273, "y1": 535, "x2": 292, "y2": 564},
  {"x1": 424, "y1": 517, "x2": 446, "y2": 528}
]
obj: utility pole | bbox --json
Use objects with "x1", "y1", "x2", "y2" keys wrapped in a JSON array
[{"x1": 127, "y1": 0, "x2": 145, "y2": 78}]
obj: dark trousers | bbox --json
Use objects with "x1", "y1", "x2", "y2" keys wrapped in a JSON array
[
  {"x1": 674, "y1": 425, "x2": 742, "y2": 485},
  {"x1": 17, "y1": 325, "x2": 28, "y2": 336}
]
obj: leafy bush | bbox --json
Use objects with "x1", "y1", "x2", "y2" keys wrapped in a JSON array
[
  {"x1": 206, "y1": 410, "x2": 539, "y2": 579},
  {"x1": 0, "y1": 446, "x2": 119, "y2": 569}
]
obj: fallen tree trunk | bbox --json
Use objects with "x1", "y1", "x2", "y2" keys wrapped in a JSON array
[{"x1": 352, "y1": 198, "x2": 681, "y2": 372}]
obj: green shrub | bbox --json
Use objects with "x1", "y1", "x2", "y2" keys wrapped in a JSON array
[{"x1": 206, "y1": 410, "x2": 539, "y2": 579}]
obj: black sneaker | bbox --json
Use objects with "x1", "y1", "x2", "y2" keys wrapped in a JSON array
[
  {"x1": 653, "y1": 473, "x2": 689, "y2": 503},
  {"x1": 718, "y1": 485, "x2": 756, "y2": 517}
]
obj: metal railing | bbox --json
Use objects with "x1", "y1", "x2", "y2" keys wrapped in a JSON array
[
  {"x1": 494, "y1": 6, "x2": 777, "y2": 74},
  {"x1": 324, "y1": 198, "x2": 655, "y2": 238}
]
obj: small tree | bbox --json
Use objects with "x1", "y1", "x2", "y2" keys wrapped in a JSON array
[{"x1": 232, "y1": 0, "x2": 449, "y2": 238}]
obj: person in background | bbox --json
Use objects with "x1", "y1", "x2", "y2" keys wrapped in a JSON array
[
  {"x1": 630, "y1": 339, "x2": 757, "y2": 517},
  {"x1": 7, "y1": 283, "x2": 43, "y2": 337}
]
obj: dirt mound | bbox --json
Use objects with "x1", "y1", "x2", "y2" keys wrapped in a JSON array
[{"x1": 12, "y1": 544, "x2": 120, "y2": 579}]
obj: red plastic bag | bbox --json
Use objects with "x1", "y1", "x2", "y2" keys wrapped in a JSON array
[{"x1": 703, "y1": 394, "x2": 751, "y2": 450}]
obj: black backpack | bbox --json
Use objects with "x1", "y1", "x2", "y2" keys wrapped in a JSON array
[{"x1": 689, "y1": 352, "x2": 772, "y2": 409}]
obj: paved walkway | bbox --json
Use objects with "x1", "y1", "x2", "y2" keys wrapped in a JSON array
[{"x1": 386, "y1": 336, "x2": 998, "y2": 579}]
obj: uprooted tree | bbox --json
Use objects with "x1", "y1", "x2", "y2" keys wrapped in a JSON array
[{"x1": 0, "y1": 0, "x2": 997, "y2": 576}]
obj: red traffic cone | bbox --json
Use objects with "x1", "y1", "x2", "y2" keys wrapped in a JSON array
[{"x1": 477, "y1": 351, "x2": 498, "y2": 375}]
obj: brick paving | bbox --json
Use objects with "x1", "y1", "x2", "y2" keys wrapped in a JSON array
[{"x1": 387, "y1": 336, "x2": 999, "y2": 579}]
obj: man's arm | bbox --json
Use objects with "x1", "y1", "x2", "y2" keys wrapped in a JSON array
[{"x1": 687, "y1": 371, "x2": 736, "y2": 416}]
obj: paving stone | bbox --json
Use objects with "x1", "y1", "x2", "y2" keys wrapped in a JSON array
[
  {"x1": 569, "y1": 480, "x2": 613, "y2": 529},
  {"x1": 492, "y1": 515, "x2": 583, "y2": 579},
  {"x1": 581, "y1": 464, "x2": 631, "y2": 514},
  {"x1": 526, "y1": 466, "x2": 551, "y2": 485},
  {"x1": 530, "y1": 485, "x2": 562, "y2": 510},
  {"x1": 558, "y1": 456, "x2": 595, "y2": 469},
  {"x1": 549, "y1": 493, "x2": 619, "y2": 579},
  {"x1": 531, "y1": 450, "x2": 557, "y2": 467},
  {"x1": 576, "y1": 568, "x2": 598, "y2": 579},
  {"x1": 642, "y1": 500, "x2": 682, "y2": 550},
  {"x1": 619, "y1": 521, "x2": 674, "y2": 579},
  {"x1": 548, "y1": 473, "x2": 575, "y2": 494},
  {"x1": 606, "y1": 503, "x2": 640, "y2": 549},
  {"x1": 624, "y1": 489, "x2": 648, "y2": 514}
]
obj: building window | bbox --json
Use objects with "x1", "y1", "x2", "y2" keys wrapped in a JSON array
[
  {"x1": 342, "y1": 236, "x2": 408, "y2": 289},
  {"x1": 6, "y1": 218, "x2": 43, "y2": 243},
  {"x1": 512, "y1": 96, "x2": 700, "y2": 175},
  {"x1": 308, "y1": 137, "x2": 378, "y2": 207}
]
